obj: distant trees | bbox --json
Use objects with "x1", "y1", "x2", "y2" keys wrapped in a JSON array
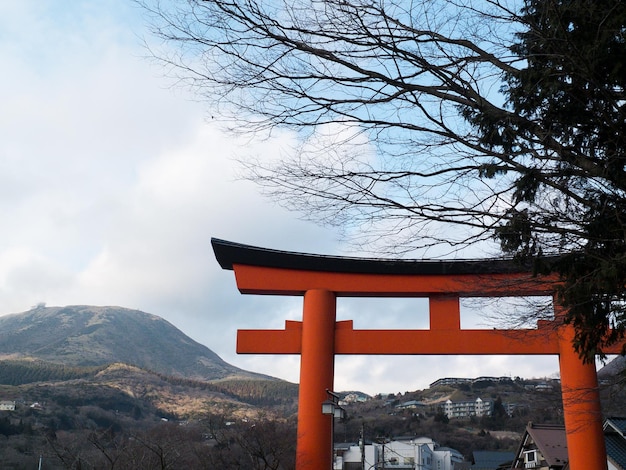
[
  {"x1": 44, "y1": 417, "x2": 296, "y2": 470},
  {"x1": 0, "y1": 360, "x2": 102, "y2": 386},
  {"x1": 433, "y1": 410, "x2": 449, "y2": 425},
  {"x1": 479, "y1": 396, "x2": 509, "y2": 430},
  {"x1": 205, "y1": 379, "x2": 299, "y2": 410},
  {"x1": 0, "y1": 403, "x2": 297, "y2": 470},
  {"x1": 0, "y1": 416, "x2": 24, "y2": 436},
  {"x1": 203, "y1": 415, "x2": 297, "y2": 469},
  {"x1": 142, "y1": 0, "x2": 626, "y2": 358},
  {"x1": 46, "y1": 425, "x2": 204, "y2": 470}
]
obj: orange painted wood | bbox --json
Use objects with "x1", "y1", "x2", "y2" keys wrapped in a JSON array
[
  {"x1": 334, "y1": 328, "x2": 561, "y2": 354},
  {"x1": 558, "y1": 321, "x2": 608, "y2": 470},
  {"x1": 429, "y1": 296, "x2": 460, "y2": 330},
  {"x1": 238, "y1": 325, "x2": 562, "y2": 354},
  {"x1": 295, "y1": 289, "x2": 336, "y2": 470},
  {"x1": 237, "y1": 322, "x2": 625, "y2": 355},
  {"x1": 232, "y1": 264, "x2": 558, "y2": 296}
]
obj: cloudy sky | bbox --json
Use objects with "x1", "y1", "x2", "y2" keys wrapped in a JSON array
[{"x1": 0, "y1": 1, "x2": 565, "y2": 395}]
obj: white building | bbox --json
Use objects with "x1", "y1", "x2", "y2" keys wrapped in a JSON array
[
  {"x1": 339, "y1": 393, "x2": 369, "y2": 405},
  {"x1": 429, "y1": 376, "x2": 511, "y2": 388},
  {"x1": 429, "y1": 377, "x2": 474, "y2": 388},
  {"x1": 0, "y1": 400, "x2": 16, "y2": 411},
  {"x1": 334, "y1": 443, "x2": 377, "y2": 470},
  {"x1": 335, "y1": 437, "x2": 465, "y2": 470},
  {"x1": 443, "y1": 397, "x2": 493, "y2": 419}
]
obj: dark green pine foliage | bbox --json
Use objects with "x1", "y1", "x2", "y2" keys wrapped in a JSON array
[
  {"x1": 0, "y1": 360, "x2": 103, "y2": 386},
  {"x1": 465, "y1": 0, "x2": 626, "y2": 359}
]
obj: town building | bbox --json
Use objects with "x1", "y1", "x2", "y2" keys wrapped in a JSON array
[
  {"x1": 443, "y1": 397, "x2": 493, "y2": 419},
  {"x1": 429, "y1": 377, "x2": 511, "y2": 389},
  {"x1": 395, "y1": 400, "x2": 428, "y2": 414},
  {"x1": 511, "y1": 419, "x2": 626, "y2": 469},
  {"x1": 511, "y1": 423, "x2": 569, "y2": 469},
  {"x1": 335, "y1": 437, "x2": 465, "y2": 469},
  {"x1": 430, "y1": 378, "x2": 474, "y2": 388},
  {"x1": 339, "y1": 392, "x2": 369, "y2": 405},
  {"x1": 0, "y1": 400, "x2": 16, "y2": 411}
]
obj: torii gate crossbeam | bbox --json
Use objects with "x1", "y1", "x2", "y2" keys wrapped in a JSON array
[{"x1": 212, "y1": 238, "x2": 624, "y2": 470}]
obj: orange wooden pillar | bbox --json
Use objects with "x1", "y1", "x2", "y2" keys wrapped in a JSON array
[
  {"x1": 558, "y1": 320, "x2": 607, "y2": 470},
  {"x1": 296, "y1": 289, "x2": 337, "y2": 470}
]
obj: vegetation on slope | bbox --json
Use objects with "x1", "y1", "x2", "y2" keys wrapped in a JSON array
[
  {"x1": 0, "y1": 359, "x2": 106, "y2": 385},
  {"x1": 0, "y1": 305, "x2": 268, "y2": 381}
]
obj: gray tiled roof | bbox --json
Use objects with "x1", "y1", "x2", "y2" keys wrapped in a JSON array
[
  {"x1": 605, "y1": 431, "x2": 626, "y2": 470},
  {"x1": 608, "y1": 418, "x2": 626, "y2": 435},
  {"x1": 471, "y1": 451, "x2": 515, "y2": 469}
]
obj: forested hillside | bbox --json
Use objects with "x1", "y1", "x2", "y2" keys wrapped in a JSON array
[{"x1": 0, "y1": 359, "x2": 105, "y2": 385}]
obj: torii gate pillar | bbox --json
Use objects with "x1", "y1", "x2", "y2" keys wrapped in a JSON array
[
  {"x1": 297, "y1": 289, "x2": 336, "y2": 469},
  {"x1": 212, "y1": 239, "x2": 624, "y2": 470},
  {"x1": 558, "y1": 321, "x2": 606, "y2": 469}
]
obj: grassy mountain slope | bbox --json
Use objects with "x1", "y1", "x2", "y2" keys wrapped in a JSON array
[
  {"x1": 0, "y1": 361, "x2": 298, "y2": 419},
  {"x1": 0, "y1": 305, "x2": 269, "y2": 381}
]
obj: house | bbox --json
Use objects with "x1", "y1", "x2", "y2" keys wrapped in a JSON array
[
  {"x1": 0, "y1": 400, "x2": 16, "y2": 411},
  {"x1": 511, "y1": 419, "x2": 626, "y2": 469},
  {"x1": 511, "y1": 423, "x2": 568, "y2": 469},
  {"x1": 396, "y1": 400, "x2": 428, "y2": 413},
  {"x1": 534, "y1": 382, "x2": 553, "y2": 391},
  {"x1": 335, "y1": 437, "x2": 465, "y2": 469},
  {"x1": 339, "y1": 392, "x2": 369, "y2": 405}
]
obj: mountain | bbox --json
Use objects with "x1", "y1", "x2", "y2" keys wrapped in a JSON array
[
  {"x1": 598, "y1": 355, "x2": 626, "y2": 381},
  {"x1": 0, "y1": 305, "x2": 270, "y2": 382}
]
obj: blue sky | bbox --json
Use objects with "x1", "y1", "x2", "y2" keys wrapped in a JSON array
[{"x1": 0, "y1": 1, "x2": 567, "y2": 395}]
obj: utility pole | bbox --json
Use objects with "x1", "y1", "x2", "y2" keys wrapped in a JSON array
[
  {"x1": 360, "y1": 424, "x2": 365, "y2": 470},
  {"x1": 375, "y1": 437, "x2": 386, "y2": 470}
]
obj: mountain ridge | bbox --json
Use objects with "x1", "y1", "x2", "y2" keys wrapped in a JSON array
[{"x1": 0, "y1": 305, "x2": 272, "y2": 382}]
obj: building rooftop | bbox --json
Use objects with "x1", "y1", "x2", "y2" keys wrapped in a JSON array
[
  {"x1": 519, "y1": 423, "x2": 568, "y2": 468},
  {"x1": 211, "y1": 238, "x2": 551, "y2": 275},
  {"x1": 471, "y1": 450, "x2": 515, "y2": 470},
  {"x1": 606, "y1": 417, "x2": 626, "y2": 435},
  {"x1": 604, "y1": 418, "x2": 626, "y2": 470}
]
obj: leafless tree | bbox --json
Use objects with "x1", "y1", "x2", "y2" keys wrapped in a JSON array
[
  {"x1": 141, "y1": 0, "x2": 526, "y2": 252},
  {"x1": 140, "y1": 0, "x2": 626, "y2": 356}
]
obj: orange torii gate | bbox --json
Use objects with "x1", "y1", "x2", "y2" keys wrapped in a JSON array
[{"x1": 212, "y1": 238, "x2": 624, "y2": 470}]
